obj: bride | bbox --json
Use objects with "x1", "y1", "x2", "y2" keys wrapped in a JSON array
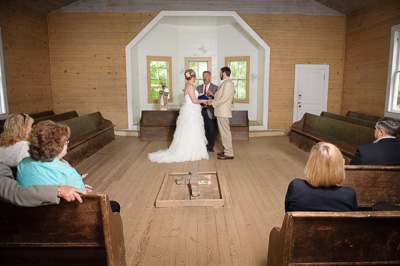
[{"x1": 148, "y1": 69, "x2": 210, "y2": 163}]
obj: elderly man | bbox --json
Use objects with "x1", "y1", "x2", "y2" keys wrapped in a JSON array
[{"x1": 350, "y1": 117, "x2": 400, "y2": 165}]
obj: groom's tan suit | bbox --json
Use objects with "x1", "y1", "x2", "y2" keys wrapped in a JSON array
[{"x1": 212, "y1": 78, "x2": 235, "y2": 157}]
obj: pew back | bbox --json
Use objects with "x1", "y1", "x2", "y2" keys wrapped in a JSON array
[
  {"x1": 267, "y1": 211, "x2": 400, "y2": 265},
  {"x1": 321, "y1": 111, "x2": 376, "y2": 128},
  {"x1": 29, "y1": 110, "x2": 56, "y2": 119},
  {"x1": 290, "y1": 113, "x2": 375, "y2": 159},
  {"x1": 140, "y1": 110, "x2": 249, "y2": 140},
  {"x1": 33, "y1": 110, "x2": 79, "y2": 124},
  {"x1": 0, "y1": 110, "x2": 56, "y2": 132},
  {"x1": 346, "y1": 111, "x2": 381, "y2": 122},
  {"x1": 344, "y1": 165, "x2": 400, "y2": 209},
  {"x1": 0, "y1": 194, "x2": 126, "y2": 266},
  {"x1": 60, "y1": 112, "x2": 115, "y2": 165}
]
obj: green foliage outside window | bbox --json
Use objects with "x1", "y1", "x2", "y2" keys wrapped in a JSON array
[
  {"x1": 150, "y1": 60, "x2": 168, "y2": 100},
  {"x1": 229, "y1": 60, "x2": 247, "y2": 99},
  {"x1": 188, "y1": 61, "x2": 208, "y2": 87}
]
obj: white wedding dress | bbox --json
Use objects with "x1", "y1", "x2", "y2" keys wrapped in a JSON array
[{"x1": 148, "y1": 90, "x2": 209, "y2": 163}]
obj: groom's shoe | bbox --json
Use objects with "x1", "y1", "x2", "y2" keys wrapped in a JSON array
[
  {"x1": 218, "y1": 155, "x2": 234, "y2": 160},
  {"x1": 217, "y1": 152, "x2": 224, "y2": 156}
]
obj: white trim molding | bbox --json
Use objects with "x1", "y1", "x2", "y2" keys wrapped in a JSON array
[
  {"x1": 384, "y1": 24, "x2": 400, "y2": 119},
  {"x1": 125, "y1": 11, "x2": 270, "y2": 130}
]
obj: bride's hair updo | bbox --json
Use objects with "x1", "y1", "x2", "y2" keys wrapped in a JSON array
[{"x1": 184, "y1": 69, "x2": 196, "y2": 80}]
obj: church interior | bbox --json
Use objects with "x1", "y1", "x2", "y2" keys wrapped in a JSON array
[{"x1": 0, "y1": 0, "x2": 399, "y2": 265}]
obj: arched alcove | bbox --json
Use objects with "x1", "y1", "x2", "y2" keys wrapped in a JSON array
[{"x1": 126, "y1": 11, "x2": 270, "y2": 130}]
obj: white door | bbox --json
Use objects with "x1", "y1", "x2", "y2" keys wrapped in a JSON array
[{"x1": 293, "y1": 64, "x2": 329, "y2": 122}]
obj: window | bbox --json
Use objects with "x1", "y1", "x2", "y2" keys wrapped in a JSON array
[
  {"x1": 185, "y1": 57, "x2": 211, "y2": 87},
  {"x1": 0, "y1": 28, "x2": 9, "y2": 119},
  {"x1": 147, "y1": 56, "x2": 173, "y2": 103},
  {"x1": 225, "y1": 56, "x2": 250, "y2": 103},
  {"x1": 385, "y1": 24, "x2": 400, "y2": 115}
]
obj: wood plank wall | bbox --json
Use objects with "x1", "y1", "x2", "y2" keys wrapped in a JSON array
[
  {"x1": 0, "y1": 0, "x2": 53, "y2": 114},
  {"x1": 241, "y1": 14, "x2": 346, "y2": 130},
  {"x1": 48, "y1": 13, "x2": 156, "y2": 129},
  {"x1": 341, "y1": 0, "x2": 400, "y2": 116},
  {"x1": 48, "y1": 13, "x2": 345, "y2": 130}
]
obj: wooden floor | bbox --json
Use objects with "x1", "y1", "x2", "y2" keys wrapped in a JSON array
[{"x1": 75, "y1": 136, "x2": 308, "y2": 266}]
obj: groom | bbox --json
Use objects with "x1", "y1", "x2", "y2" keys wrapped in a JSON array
[
  {"x1": 208, "y1": 67, "x2": 235, "y2": 160},
  {"x1": 197, "y1": 71, "x2": 218, "y2": 152}
]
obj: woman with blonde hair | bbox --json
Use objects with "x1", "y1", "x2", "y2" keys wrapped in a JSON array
[
  {"x1": 0, "y1": 113, "x2": 34, "y2": 166},
  {"x1": 285, "y1": 142, "x2": 357, "y2": 212},
  {"x1": 148, "y1": 69, "x2": 209, "y2": 163}
]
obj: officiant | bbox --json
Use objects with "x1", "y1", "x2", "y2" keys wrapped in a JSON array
[{"x1": 197, "y1": 71, "x2": 218, "y2": 152}]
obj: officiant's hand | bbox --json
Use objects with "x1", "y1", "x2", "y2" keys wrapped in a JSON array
[{"x1": 206, "y1": 91, "x2": 214, "y2": 97}]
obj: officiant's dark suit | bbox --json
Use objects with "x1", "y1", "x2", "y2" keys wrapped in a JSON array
[{"x1": 197, "y1": 71, "x2": 218, "y2": 152}]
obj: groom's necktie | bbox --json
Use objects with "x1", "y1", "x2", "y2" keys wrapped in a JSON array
[{"x1": 204, "y1": 85, "x2": 207, "y2": 95}]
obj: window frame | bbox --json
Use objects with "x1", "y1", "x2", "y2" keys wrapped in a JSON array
[
  {"x1": 0, "y1": 28, "x2": 9, "y2": 119},
  {"x1": 184, "y1": 57, "x2": 212, "y2": 87},
  {"x1": 385, "y1": 24, "x2": 400, "y2": 118},
  {"x1": 147, "y1": 56, "x2": 173, "y2": 104},
  {"x1": 225, "y1": 56, "x2": 250, "y2": 104}
]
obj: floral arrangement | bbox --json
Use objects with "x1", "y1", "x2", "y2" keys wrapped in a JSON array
[{"x1": 160, "y1": 81, "x2": 166, "y2": 91}]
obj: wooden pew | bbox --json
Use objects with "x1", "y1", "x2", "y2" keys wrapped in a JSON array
[
  {"x1": 33, "y1": 110, "x2": 79, "y2": 124},
  {"x1": 218, "y1": 110, "x2": 249, "y2": 141},
  {"x1": 140, "y1": 110, "x2": 179, "y2": 141},
  {"x1": 140, "y1": 110, "x2": 249, "y2": 141},
  {"x1": 267, "y1": 211, "x2": 400, "y2": 265},
  {"x1": 346, "y1": 111, "x2": 381, "y2": 122},
  {"x1": 0, "y1": 194, "x2": 126, "y2": 266},
  {"x1": 0, "y1": 110, "x2": 55, "y2": 126},
  {"x1": 61, "y1": 112, "x2": 115, "y2": 166},
  {"x1": 29, "y1": 110, "x2": 56, "y2": 119},
  {"x1": 344, "y1": 165, "x2": 400, "y2": 210},
  {"x1": 289, "y1": 113, "x2": 376, "y2": 161},
  {"x1": 0, "y1": 110, "x2": 56, "y2": 132},
  {"x1": 321, "y1": 111, "x2": 376, "y2": 129}
]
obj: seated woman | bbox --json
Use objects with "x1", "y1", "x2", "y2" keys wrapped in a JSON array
[
  {"x1": 0, "y1": 113, "x2": 34, "y2": 166},
  {"x1": 17, "y1": 120, "x2": 86, "y2": 191},
  {"x1": 285, "y1": 142, "x2": 357, "y2": 212}
]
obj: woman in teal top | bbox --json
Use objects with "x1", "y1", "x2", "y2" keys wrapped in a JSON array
[{"x1": 17, "y1": 121, "x2": 86, "y2": 191}]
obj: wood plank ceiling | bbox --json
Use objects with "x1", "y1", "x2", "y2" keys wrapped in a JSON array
[{"x1": 18, "y1": 0, "x2": 379, "y2": 15}]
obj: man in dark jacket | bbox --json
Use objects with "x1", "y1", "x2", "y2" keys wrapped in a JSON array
[{"x1": 350, "y1": 117, "x2": 400, "y2": 165}]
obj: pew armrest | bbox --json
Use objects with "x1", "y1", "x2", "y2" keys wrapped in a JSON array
[
  {"x1": 267, "y1": 226, "x2": 285, "y2": 266},
  {"x1": 102, "y1": 195, "x2": 126, "y2": 266}
]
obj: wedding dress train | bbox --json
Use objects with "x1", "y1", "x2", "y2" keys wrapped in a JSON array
[{"x1": 148, "y1": 91, "x2": 209, "y2": 163}]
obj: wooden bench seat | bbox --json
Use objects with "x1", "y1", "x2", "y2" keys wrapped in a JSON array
[
  {"x1": 33, "y1": 110, "x2": 79, "y2": 124},
  {"x1": 0, "y1": 194, "x2": 126, "y2": 266},
  {"x1": 140, "y1": 110, "x2": 249, "y2": 141},
  {"x1": 267, "y1": 211, "x2": 400, "y2": 265},
  {"x1": 346, "y1": 111, "x2": 381, "y2": 122},
  {"x1": 321, "y1": 111, "x2": 376, "y2": 129},
  {"x1": 60, "y1": 112, "x2": 115, "y2": 166},
  {"x1": 344, "y1": 165, "x2": 400, "y2": 210},
  {"x1": 290, "y1": 113, "x2": 376, "y2": 161}
]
